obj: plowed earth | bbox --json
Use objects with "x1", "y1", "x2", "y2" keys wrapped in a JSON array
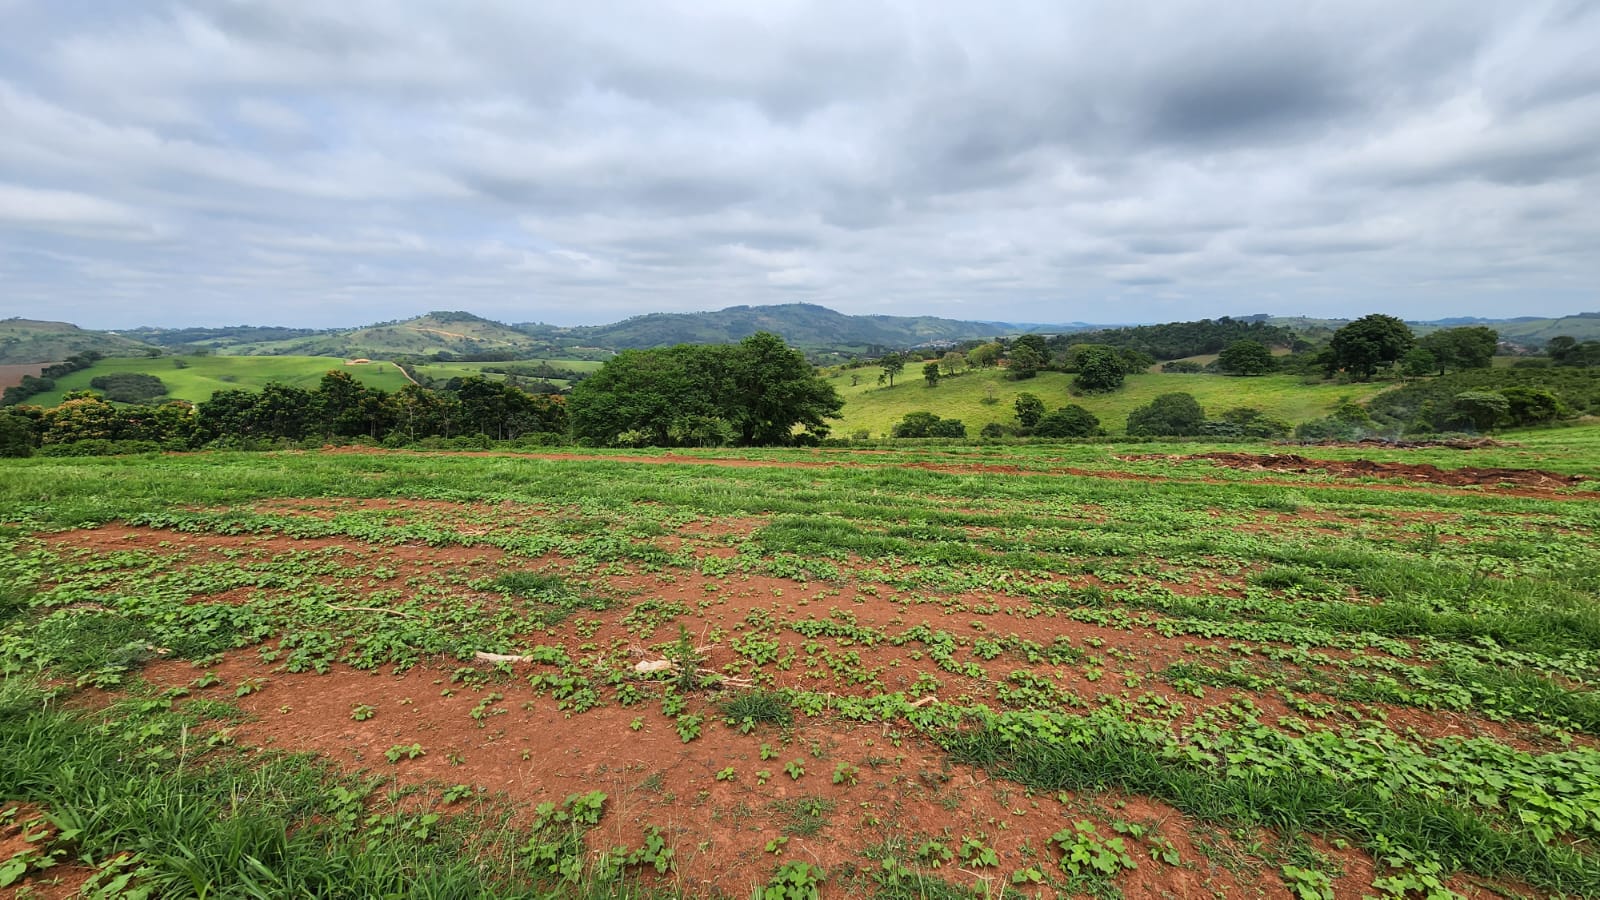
[
  {"x1": 8, "y1": 449, "x2": 1592, "y2": 899},
  {"x1": 1123, "y1": 452, "x2": 1586, "y2": 489}
]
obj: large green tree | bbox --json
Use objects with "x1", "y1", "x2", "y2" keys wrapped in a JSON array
[
  {"x1": 1418, "y1": 327, "x2": 1497, "y2": 374},
  {"x1": 1071, "y1": 345, "x2": 1125, "y2": 392},
  {"x1": 726, "y1": 332, "x2": 842, "y2": 445},
  {"x1": 1326, "y1": 314, "x2": 1415, "y2": 381},
  {"x1": 1126, "y1": 393, "x2": 1205, "y2": 436},
  {"x1": 1032, "y1": 404, "x2": 1099, "y2": 438},
  {"x1": 1217, "y1": 340, "x2": 1276, "y2": 376},
  {"x1": 569, "y1": 332, "x2": 839, "y2": 447},
  {"x1": 1013, "y1": 392, "x2": 1045, "y2": 428}
]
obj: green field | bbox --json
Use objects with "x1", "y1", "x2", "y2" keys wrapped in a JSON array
[
  {"x1": 828, "y1": 368, "x2": 1392, "y2": 436},
  {"x1": 410, "y1": 358, "x2": 605, "y2": 384},
  {"x1": 23, "y1": 355, "x2": 415, "y2": 406},
  {"x1": 2, "y1": 435, "x2": 1598, "y2": 896}
]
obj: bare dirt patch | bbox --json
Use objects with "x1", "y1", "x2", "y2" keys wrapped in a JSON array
[{"x1": 0, "y1": 364, "x2": 46, "y2": 392}]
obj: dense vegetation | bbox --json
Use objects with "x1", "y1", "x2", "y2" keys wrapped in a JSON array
[
  {"x1": 0, "y1": 333, "x2": 838, "y2": 456},
  {"x1": 1, "y1": 351, "x2": 104, "y2": 406},
  {"x1": 1047, "y1": 316, "x2": 1296, "y2": 361},
  {"x1": 569, "y1": 333, "x2": 841, "y2": 447}
]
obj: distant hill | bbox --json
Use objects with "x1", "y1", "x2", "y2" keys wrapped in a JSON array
[
  {"x1": 517, "y1": 303, "x2": 1088, "y2": 352},
  {"x1": 0, "y1": 318, "x2": 155, "y2": 364},
  {"x1": 211, "y1": 312, "x2": 567, "y2": 359},
  {"x1": 1477, "y1": 313, "x2": 1600, "y2": 346},
  {"x1": 32, "y1": 305, "x2": 1600, "y2": 366},
  {"x1": 121, "y1": 325, "x2": 330, "y2": 349}
]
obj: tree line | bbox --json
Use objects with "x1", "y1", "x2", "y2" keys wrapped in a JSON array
[{"x1": 0, "y1": 333, "x2": 841, "y2": 458}]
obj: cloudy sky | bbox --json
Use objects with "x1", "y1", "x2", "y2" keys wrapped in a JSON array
[{"x1": 2, "y1": 1, "x2": 1598, "y2": 329}]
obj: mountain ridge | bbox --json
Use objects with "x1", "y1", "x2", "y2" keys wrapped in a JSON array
[{"x1": 6, "y1": 305, "x2": 1600, "y2": 364}]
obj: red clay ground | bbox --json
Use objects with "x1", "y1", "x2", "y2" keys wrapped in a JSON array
[
  {"x1": 0, "y1": 364, "x2": 46, "y2": 392},
  {"x1": 16, "y1": 480, "x2": 1577, "y2": 898},
  {"x1": 1121, "y1": 451, "x2": 1586, "y2": 489}
]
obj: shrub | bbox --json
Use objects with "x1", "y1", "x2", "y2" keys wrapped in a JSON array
[
  {"x1": 1033, "y1": 405, "x2": 1100, "y2": 438},
  {"x1": 892, "y1": 412, "x2": 966, "y2": 439},
  {"x1": 1126, "y1": 393, "x2": 1204, "y2": 437}
]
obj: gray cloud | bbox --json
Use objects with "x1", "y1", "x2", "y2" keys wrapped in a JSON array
[{"x1": 0, "y1": 0, "x2": 1597, "y2": 328}]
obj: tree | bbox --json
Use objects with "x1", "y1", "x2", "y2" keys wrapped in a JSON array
[
  {"x1": 923, "y1": 362, "x2": 941, "y2": 387},
  {"x1": 1400, "y1": 347, "x2": 1438, "y2": 378},
  {"x1": 1033, "y1": 405, "x2": 1099, "y2": 438},
  {"x1": 726, "y1": 332, "x2": 842, "y2": 444},
  {"x1": 1216, "y1": 340, "x2": 1276, "y2": 376},
  {"x1": 966, "y1": 342, "x2": 1002, "y2": 369},
  {"x1": 1326, "y1": 314, "x2": 1415, "y2": 381},
  {"x1": 569, "y1": 333, "x2": 838, "y2": 447},
  {"x1": 1007, "y1": 344, "x2": 1044, "y2": 380},
  {"x1": 891, "y1": 411, "x2": 966, "y2": 438},
  {"x1": 39, "y1": 393, "x2": 120, "y2": 444},
  {"x1": 940, "y1": 351, "x2": 965, "y2": 376},
  {"x1": 0, "y1": 410, "x2": 36, "y2": 457},
  {"x1": 1126, "y1": 393, "x2": 1205, "y2": 436},
  {"x1": 1546, "y1": 336, "x2": 1600, "y2": 367},
  {"x1": 1499, "y1": 387, "x2": 1565, "y2": 426},
  {"x1": 1450, "y1": 391, "x2": 1509, "y2": 432},
  {"x1": 1012, "y1": 334, "x2": 1049, "y2": 359},
  {"x1": 89, "y1": 373, "x2": 169, "y2": 403},
  {"x1": 879, "y1": 353, "x2": 905, "y2": 388},
  {"x1": 1216, "y1": 405, "x2": 1292, "y2": 435},
  {"x1": 1013, "y1": 392, "x2": 1045, "y2": 428},
  {"x1": 1418, "y1": 327, "x2": 1497, "y2": 373},
  {"x1": 1072, "y1": 346, "x2": 1125, "y2": 393}
]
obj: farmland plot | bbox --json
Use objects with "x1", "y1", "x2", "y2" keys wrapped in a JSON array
[{"x1": 1, "y1": 440, "x2": 1599, "y2": 898}]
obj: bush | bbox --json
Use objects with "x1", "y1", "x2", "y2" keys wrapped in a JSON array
[
  {"x1": 892, "y1": 411, "x2": 967, "y2": 438},
  {"x1": 0, "y1": 411, "x2": 35, "y2": 458},
  {"x1": 1499, "y1": 387, "x2": 1566, "y2": 427},
  {"x1": 1294, "y1": 402, "x2": 1390, "y2": 441},
  {"x1": 1032, "y1": 405, "x2": 1100, "y2": 438},
  {"x1": 1070, "y1": 346, "x2": 1126, "y2": 392},
  {"x1": 1450, "y1": 391, "x2": 1509, "y2": 432},
  {"x1": 1201, "y1": 407, "x2": 1291, "y2": 439},
  {"x1": 1217, "y1": 340, "x2": 1276, "y2": 376},
  {"x1": 1126, "y1": 393, "x2": 1205, "y2": 437},
  {"x1": 88, "y1": 373, "x2": 169, "y2": 404}
]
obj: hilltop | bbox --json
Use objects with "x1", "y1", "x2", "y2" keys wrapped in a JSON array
[
  {"x1": 517, "y1": 303, "x2": 1085, "y2": 352},
  {"x1": 0, "y1": 318, "x2": 155, "y2": 364},
  {"x1": 10, "y1": 305, "x2": 1600, "y2": 366}
]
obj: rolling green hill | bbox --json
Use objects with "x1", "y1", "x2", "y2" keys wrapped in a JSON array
[
  {"x1": 827, "y1": 369, "x2": 1393, "y2": 437},
  {"x1": 518, "y1": 303, "x2": 1070, "y2": 351},
  {"x1": 219, "y1": 312, "x2": 562, "y2": 359},
  {"x1": 0, "y1": 319, "x2": 155, "y2": 364},
  {"x1": 22, "y1": 355, "x2": 413, "y2": 406}
]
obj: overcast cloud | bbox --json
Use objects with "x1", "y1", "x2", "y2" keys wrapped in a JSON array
[{"x1": 2, "y1": 1, "x2": 1598, "y2": 328}]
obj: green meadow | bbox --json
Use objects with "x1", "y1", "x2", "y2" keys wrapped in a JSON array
[
  {"x1": 825, "y1": 368, "x2": 1393, "y2": 436},
  {"x1": 25, "y1": 355, "x2": 413, "y2": 406}
]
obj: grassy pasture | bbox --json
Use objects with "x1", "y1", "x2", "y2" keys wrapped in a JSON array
[
  {"x1": 2, "y1": 433, "x2": 1599, "y2": 896},
  {"x1": 827, "y1": 368, "x2": 1392, "y2": 436},
  {"x1": 23, "y1": 355, "x2": 415, "y2": 405},
  {"x1": 410, "y1": 358, "x2": 604, "y2": 384}
]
